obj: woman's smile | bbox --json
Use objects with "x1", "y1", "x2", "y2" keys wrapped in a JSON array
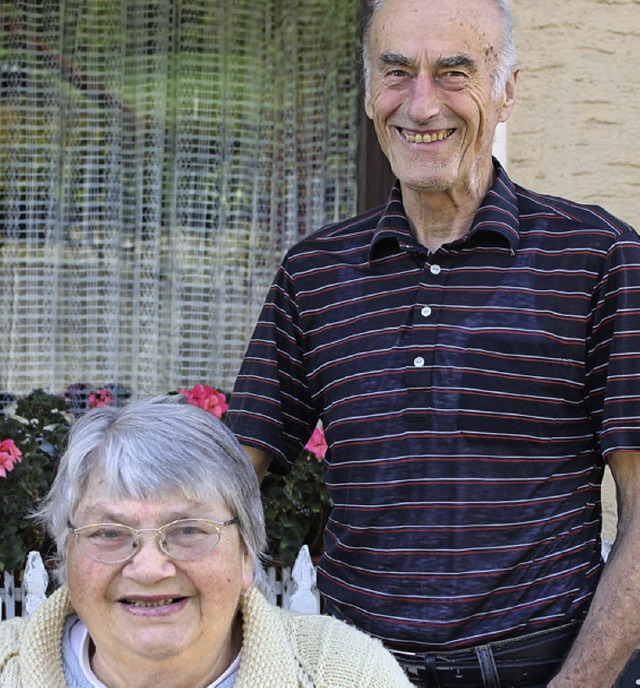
[{"x1": 117, "y1": 595, "x2": 190, "y2": 616}]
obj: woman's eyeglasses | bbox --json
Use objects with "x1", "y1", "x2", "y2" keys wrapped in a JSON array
[{"x1": 68, "y1": 517, "x2": 239, "y2": 564}]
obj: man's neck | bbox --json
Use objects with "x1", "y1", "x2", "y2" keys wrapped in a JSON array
[{"x1": 401, "y1": 168, "x2": 495, "y2": 254}]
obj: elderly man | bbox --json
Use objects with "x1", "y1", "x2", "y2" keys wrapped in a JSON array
[{"x1": 227, "y1": 1, "x2": 640, "y2": 685}]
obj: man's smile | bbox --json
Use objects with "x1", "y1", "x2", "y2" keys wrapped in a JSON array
[{"x1": 399, "y1": 127, "x2": 455, "y2": 144}]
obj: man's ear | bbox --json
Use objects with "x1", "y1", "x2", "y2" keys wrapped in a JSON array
[
  {"x1": 364, "y1": 87, "x2": 374, "y2": 120},
  {"x1": 498, "y1": 67, "x2": 519, "y2": 124}
]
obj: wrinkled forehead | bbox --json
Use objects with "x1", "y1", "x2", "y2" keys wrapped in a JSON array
[{"x1": 369, "y1": 0, "x2": 503, "y2": 65}]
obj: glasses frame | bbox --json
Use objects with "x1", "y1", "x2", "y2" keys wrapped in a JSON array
[{"x1": 68, "y1": 517, "x2": 239, "y2": 564}]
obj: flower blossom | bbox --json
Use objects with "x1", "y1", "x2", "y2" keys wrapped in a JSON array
[
  {"x1": 304, "y1": 425, "x2": 327, "y2": 461},
  {"x1": 180, "y1": 384, "x2": 229, "y2": 419},
  {"x1": 0, "y1": 439, "x2": 23, "y2": 477},
  {"x1": 88, "y1": 388, "x2": 114, "y2": 408}
]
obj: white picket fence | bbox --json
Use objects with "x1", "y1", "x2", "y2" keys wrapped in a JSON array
[{"x1": 1, "y1": 545, "x2": 320, "y2": 621}]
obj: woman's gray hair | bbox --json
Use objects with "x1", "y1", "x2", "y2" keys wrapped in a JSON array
[
  {"x1": 37, "y1": 395, "x2": 267, "y2": 587},
  {"x1": 361, "y1": 0, "x2": 518, "y2": 99}
]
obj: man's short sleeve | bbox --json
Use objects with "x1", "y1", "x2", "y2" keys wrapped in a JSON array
[
  {"x1": 586, "y1": 230, "x2": 640, "y2": 456},
  {"x1": 227, "y1": 259, "x2": 317, "y2": 473}
]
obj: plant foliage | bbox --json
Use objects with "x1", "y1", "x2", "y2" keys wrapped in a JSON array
[
  {"x1": 0, "y1": 390, "x2": 72, "y2": 572},
  {"x1": 261, "y1": 451, "x2": 331, "y2": 567}
]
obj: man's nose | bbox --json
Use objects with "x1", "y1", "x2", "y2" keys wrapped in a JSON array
[{"x1": 406, "y1": 72, "x2": 442, "y2": 123}]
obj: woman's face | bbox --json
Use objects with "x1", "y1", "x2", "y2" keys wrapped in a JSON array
[{"x1": 67, "y1": 470, "x2": 253, "y2": 683}]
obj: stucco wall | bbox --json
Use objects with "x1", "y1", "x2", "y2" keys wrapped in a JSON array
[
  {"x1": 509, "y1": 1, "x2": 639, "y2": 228},
  {"x1": 508, "y1": 1, "x2": 640, "y2": 544}
]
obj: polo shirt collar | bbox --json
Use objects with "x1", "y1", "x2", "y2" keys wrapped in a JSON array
[{"x1": 370, "y1": 159, "x2": 521, "y2": 261}]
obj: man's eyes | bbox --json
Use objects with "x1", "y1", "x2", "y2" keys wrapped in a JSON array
[
  {"x1": 384, "y1": 68, "x2": 410, "y2": 79},
  {"x1": 381, "y1": 69, "x2": 468, "y2": 89},
  {"x1": 436, "y1": 71, "x2": 468, "y2": 89}
]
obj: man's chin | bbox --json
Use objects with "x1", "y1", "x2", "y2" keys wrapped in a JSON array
[
  {"x1": 396, "y1": 157, "x2": 492, "y2": 200},
  {"x1": 396, "y1": 170, "x2": 459, "y2": 195}
]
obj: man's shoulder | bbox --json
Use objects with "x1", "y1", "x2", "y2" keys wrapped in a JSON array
[
  {"x1": 285, "y1": 204, "x2": 386, "y2": 259},
  {"x1": 514, "y1": 183, "x2": 635, "y2": 238}
]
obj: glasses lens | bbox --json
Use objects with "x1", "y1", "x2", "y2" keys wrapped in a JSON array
[
  {"x1": 162, "y1": 519, "x2": 220, "y2": 561},
  {"x1": 77, "y1": 524, "x2": 136, "y2": 563}
]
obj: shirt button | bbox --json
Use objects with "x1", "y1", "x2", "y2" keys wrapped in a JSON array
[
  {"x1": 430, "y1": 264, "x2": 441, "y2": 276},
  {"x1": 421, "y1": 306, "x2": 432, "y2": 318},
  {"x1": 414, "y1": 356, "x2": 425, "y2": 368}
]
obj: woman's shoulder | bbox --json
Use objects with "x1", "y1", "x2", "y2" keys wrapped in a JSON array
[
  {"x1": 285, "y1": 608, "x2": 372, "y2": 656},
  {"x1": 0, "y1": 614, "x2": 29, "y2": 654},
  {"x1": 238, "y1": 583, "x2": 411, "y2": 688},
  {"x1": 0, "y1": 587, "x2": 71, "y2": 687},
  {"x1": 0, "y1": 615, "x2": 30, "y2": 685},
  {"x1": 284, "y1": 611, "x2": 411, "y2": 687}
]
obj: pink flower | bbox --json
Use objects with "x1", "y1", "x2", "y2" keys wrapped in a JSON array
[
  {"x1": 0, "y1": 439, "x2": 23, "y2": 478},
  {"x1": 87, "y1": 388, "x2": 114, "y2": 408},
  {"x1": 304, "y1": 425, "x2": 327, "y2": 461},
  {"x1": 180, "y1": 384, "x2": 229, "y2": 419}
]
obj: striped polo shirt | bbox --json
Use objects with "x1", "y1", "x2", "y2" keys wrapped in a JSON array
[{"x1": 227, "y1": 162, "x2": 640, "y2": 651}]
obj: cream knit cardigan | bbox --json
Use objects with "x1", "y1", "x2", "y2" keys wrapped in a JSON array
[{"x1": 0, "y1": 585, "x2": 411, "y2": 687}]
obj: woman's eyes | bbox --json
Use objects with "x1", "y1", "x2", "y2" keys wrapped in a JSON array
[
  {"x1": 169, "y1": 523, "x2": 214, "y2": 538},
  {"x1": 89, "y1": 527, "x2": 128, "y2": 541}
]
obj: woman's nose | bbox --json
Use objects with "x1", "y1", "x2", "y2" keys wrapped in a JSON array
[{"x1": 121, "y1": 533, "x2": 176, "y2": 582}]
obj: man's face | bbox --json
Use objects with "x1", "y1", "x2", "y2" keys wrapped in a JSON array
[{"x1": 365, "y1": 0, "x2": 517, "y2": 197}]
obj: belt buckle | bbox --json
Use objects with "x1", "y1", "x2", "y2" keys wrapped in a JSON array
[
  {"x1": 394, "y1": 650, "x2": 444, "y2": 686},
  {"x1": 395, "y1": 649, "x2": 487, "y2": 687},
  {"x1": 393, "y1": 649, "x2": 422, "y2": 660}
]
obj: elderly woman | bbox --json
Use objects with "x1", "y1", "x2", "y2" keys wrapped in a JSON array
[{"x1": 0, "y1": 395, "x2": 410, "y2": 687}]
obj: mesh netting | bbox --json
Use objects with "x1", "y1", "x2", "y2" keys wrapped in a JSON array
[{"x1": 0, "y1": 0, "x2": 360, "y2": 397}]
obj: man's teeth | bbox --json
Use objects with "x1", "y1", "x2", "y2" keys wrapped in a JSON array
[
  {"x1": 403, "y1": 129, "x2": 454, "y2": 144},
  {"x1": 125, "y1": 598, "x2": 177, "y2": 607}
]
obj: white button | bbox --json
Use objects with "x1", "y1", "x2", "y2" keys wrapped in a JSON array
[
  {"x1": 414, "y1": 357, "x2": 425, "y2": 368},
  {"x1": 430, "y1": 264, "x2": 441, "y2": 275},
  {"x1": 421, "y1": 306, "x2": 432, "y2": 318}
]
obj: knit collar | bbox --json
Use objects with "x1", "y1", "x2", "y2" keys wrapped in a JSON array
[
  {"x1": 236, "y1": 586, "x2": 304, "y2": 687},
  {"x1": 21, "y1": 586, "x2": 71, "y2": 687}
]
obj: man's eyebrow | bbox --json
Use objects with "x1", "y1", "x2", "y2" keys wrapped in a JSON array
[
  {"x1": 378, "y1": 51, "x2": 414, "y2": 69},
  {"x1": 437, "y1": 54, "x2": 476, "y2": 70},
  {"x1": 377, "y1": 52, "x2": 477, "y2": 71}
]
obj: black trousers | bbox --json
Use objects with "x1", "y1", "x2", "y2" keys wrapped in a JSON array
[
  {"x1": 394, "y1": 625, "x2": 640, "y2": 687},
  {"x1": 615, "y1": 651, "x2": 640, "y2": 688},
  {"x1": 392, "y1": 622, "x2": 580, "y2": 687}
]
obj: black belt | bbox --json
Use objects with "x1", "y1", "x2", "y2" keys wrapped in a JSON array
[{"x1": 392, "y1": 621, "x2": 581, "y2": 687}]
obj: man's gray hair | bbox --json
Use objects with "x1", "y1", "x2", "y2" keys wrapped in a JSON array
[
  {"x1": 37, "y1": 394, "x2": 267, "y2": 587},
  {"x1": 361, "y1": 0, "x2": 517, "y2": 99}
]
